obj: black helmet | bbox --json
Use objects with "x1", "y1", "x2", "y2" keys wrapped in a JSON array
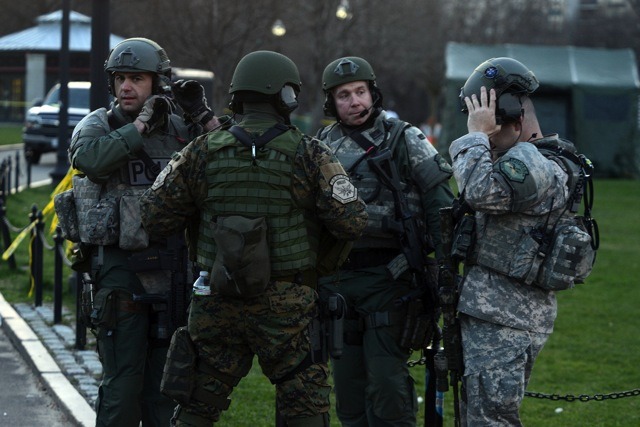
[
  {"x1": 228, "y1": 50, "x2": 301, "y2": 115},
  {"x1": 322, "y1": 56, "x2": 382, "y2": 118},
  {"x1": 460, "y1": 57, "x2": 539, "y2": 123},
  {"x1": 104, "y1": 38, "x2": 171, "y2": 95}
]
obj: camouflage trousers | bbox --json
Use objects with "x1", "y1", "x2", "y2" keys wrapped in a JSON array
[
  {"x1": 173, "y1": 280, "x2": 330, "y2": 425},
  {"x1": 459, "y1": 314, "x2": 550, "y2": 427}
]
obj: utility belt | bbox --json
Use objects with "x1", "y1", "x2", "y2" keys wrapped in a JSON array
[{"x1": 341, "y1": 248, "x2": 399, "y2": 270}]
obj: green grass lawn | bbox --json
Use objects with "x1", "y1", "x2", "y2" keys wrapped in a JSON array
[
  {"x1": 0, "y1": 123, "x2": 23, "y2": 146},
  {"x1": 1, "y1": 179, "x2": 638, "y2": 426}
]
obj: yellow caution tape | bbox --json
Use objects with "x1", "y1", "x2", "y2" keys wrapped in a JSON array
[
  {"x1": 2, "y1": 167, "x2": 79, "y2": 260},
  {"x1": 2, "y1": 220, "x2": 36, "y2": 260}
]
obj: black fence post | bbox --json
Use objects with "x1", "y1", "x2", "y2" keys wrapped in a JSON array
[
  {"x1": 0, "y1": 199, "x2": 16, "y2": 269},
  {"x1": 6, "y1": 156, "x2": 11, "y2": 195},
  {"x1": 25, "y1": 152, "x2": 32, "y2": 189},
  {"x1": 14, "y1": 150, "x2": 20, "y2": 193},
  {"x1": 30, "y1": 205, "x2": 44, "y2": 307},
  {"x1": 0, "y1": 159, "x2": 6, "y2": 202},
  {"x1": 53, "y1": 226, "x2": 64, "y2": 324}
]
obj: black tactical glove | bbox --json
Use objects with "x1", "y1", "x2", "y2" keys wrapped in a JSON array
[
  {"x1": 172, "y1": 79, "x2": 214, "y2": 125},
  {"x1": 137, "y1": 95, "x2": 171, "y2": 134}
]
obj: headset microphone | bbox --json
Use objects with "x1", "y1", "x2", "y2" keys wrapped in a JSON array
[{"x1": 359, "y1": 104, "x2": 373, "y2": 118}]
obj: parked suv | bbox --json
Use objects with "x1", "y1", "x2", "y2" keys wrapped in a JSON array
[{"x1": 22, "y1": 81, "x2": 91, "y2": 164}]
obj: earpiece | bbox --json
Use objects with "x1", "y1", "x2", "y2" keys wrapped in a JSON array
[
  {"x1": 496, "y1": 93, "x2": 523, "y2": 124},
  {"x1": 279, "y1": 85, "x2": 298, "y2": 113}
]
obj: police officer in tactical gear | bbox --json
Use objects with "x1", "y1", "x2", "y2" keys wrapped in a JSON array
[
  {"x1": 138, "y1": 50, "x2": 367, "y2": 427},
  {"x1": 317, "y1": 56, "x2": 454, "y2": 427},
  {"x1": 68, "y1": 37, "x2": 219, "y2": 427},
  {"x1": 451, "y1": 57, "x2": 582, "y2": 426}
]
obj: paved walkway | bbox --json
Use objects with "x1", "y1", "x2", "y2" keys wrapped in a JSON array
[{"x1": 0, "y1": 291, "x2": 99, "y2": 426}]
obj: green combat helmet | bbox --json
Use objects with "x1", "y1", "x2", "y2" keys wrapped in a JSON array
[
  {"x1": 104, "y1": 37, "x2": 172, "y2": 94},
  {"x1": 321, "y1": 57, "x2": 382, "y2": 118},
  {"x1": 459, "y1": 57, "x2": 539, "y2": 123},
  {"x1": 228, "y1": 50, "x2": 301, "y2": 115}
]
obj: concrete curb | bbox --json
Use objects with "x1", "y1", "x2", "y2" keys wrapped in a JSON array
[{"x1": 0, "y1": 292, "x2": 96, "y2": 427}]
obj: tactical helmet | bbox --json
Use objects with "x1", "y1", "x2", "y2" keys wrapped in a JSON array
[
  {"x1": 104, "y1": 37, "x2": 171, "y2": 94},
  {"x1": 322, "y1": 57, "x2": 376, "y2": 92},
  {"x1": 229, "y1": 50, "x2": 301, "y2": 95},
  {"x1": 459, "y1": 57, "x2": 539, "y2": 122},
  {"x1": 322, "y1": 56, "x2": 382, "y2": 118}
]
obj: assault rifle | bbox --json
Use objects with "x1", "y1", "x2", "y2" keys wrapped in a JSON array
[
  {"x1": 128, "y1": 234, "x2": 191, "y2": 340},
  {"x1": 368, "y1": 148, "x2": 438, "y2": 311},
  {"x1": 435, "y1": 204, "x2": 466, "y2": 427},
  {"x1": 368, "y1": 147, "x2": 442, "y2": 426}
]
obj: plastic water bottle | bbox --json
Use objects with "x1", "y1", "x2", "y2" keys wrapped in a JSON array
[{"x1": 193, "y1": 271, "x2": 211, "y2": 296}]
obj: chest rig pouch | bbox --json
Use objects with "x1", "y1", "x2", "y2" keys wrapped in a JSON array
[{"x1": 211, "y1": 215, "x2": 271, "y2": 298}]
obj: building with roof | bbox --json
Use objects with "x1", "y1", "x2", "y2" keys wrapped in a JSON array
[{"x1": 0, "y1": 10, "x2": 124, "y2": 122}]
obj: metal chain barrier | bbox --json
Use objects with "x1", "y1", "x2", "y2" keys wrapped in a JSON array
[
  {"x1": 407, "y1": 353, "x2": 640, "y2": 403},
  {"x1": 525, "y1": 388, "x2": 640, "y2": 402},
  {"x1": 2, "y1": 209, "x2": 30, "y2": 233}
]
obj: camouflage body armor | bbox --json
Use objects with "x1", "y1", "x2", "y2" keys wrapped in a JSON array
[
  {"x1": 70, "y1": 106, "x2": 191, "y2": 251},
  {"x1": 196, "y1": 126, "x2": 320, "y2": 280},
  {"x1": 469, "y1": 136, "x2": 596, "y2": 290}
]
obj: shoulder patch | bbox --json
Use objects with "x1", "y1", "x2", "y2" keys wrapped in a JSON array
[
  {"x1": 435, "y1": 154, "x2": 453, "y2": 174},
  {"x1": 498, "y1": 158, "x2": 529, "y2": 183},
  {"x1": 151, "y1": 153, "x2": 186, "y2": 191},
  {"x1": 329, "y1": 174, "x2": 358, "y2": 204}
]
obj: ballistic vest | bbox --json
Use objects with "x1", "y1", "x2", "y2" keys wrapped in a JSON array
[
  {"x1": 102, "y1": 106, "x2": 191, "y2": 198},
  {"x1": 197, "y1": 126, "x2": 319, "y2": 277},
  {"x1": 320, "y1": 117, "x2": 425, "y2": 250},
  {"x1": 76, "y1": 106, "x2": 191, "y2": 248},
  {"x1": 472, "y1": 136, "x2": 591, "y2": 282}
]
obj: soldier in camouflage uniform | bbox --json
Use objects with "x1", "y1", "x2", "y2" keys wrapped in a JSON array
[
  {"x1": 451, "y1": 58, "x2": 572, "y2": 426},
  {"x1": 138, "y1": 50, "x2": 367, "y2": 427},
  {"x1": 316, "y1": 56, "x2": 454, "y2": 427},
  {"x1": 67, "y1": 38, "x2": 219, "y2": 427}
]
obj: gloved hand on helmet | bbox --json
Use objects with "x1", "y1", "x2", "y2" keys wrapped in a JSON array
[
  {"x1": 172, "y1": 79, "x2": 215, "y2": 125},
  {"x1": 137, "y1": 95, "x2": 172, "y2": 134}
]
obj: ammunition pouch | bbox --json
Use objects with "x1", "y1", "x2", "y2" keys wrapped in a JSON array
[
  {"x1": 211, "y1": 215, "x2": 270, "y2": 298},
  {"x1": 400, "y1": 298, "x2": 436, "y2": 351},
  {"x1": 119, "y1": 194, "x2": 149, "y2": 250},
  {"x1": 161, "y1": 327, "x2": 238, "y2": 410},
  {"x1": 536, "y1": 220, "x2": 595, "y2": 290},
  {"x1": 90, "y1": 288, "x2": 118, "y2": 330},
  {"x1": 161, "y1": 327, "x2": 198, "y2": 406},
  {"x1": 85, "y1": 198, "x2": 119, "y2": 246},
  {"x1": 53, "y1": 188, "x2": 80, "y2": 242},
  {"x1": 475, "y1": 216, "x2": 596, "y2": 292}
]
